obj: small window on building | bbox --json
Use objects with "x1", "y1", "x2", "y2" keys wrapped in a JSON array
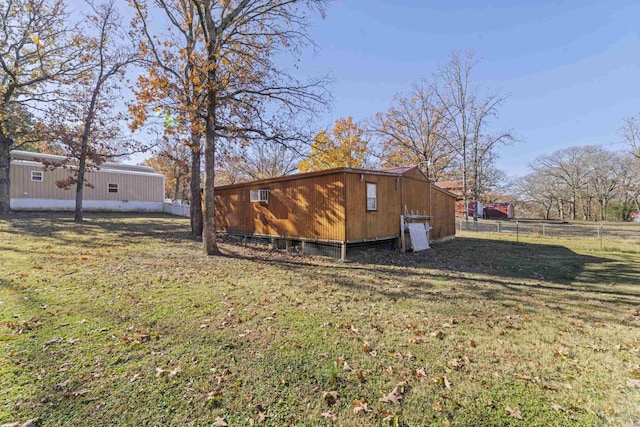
[
  {"x1": 108, "y1": 183, "x2": 119, "y2": 193},
  {"x1": 366, "y1": 182, "x2": 377, "y2": 211},
  {"x1": 250, "y1": 189, "x2": 269, "y2": 203},
  {"x1": 31, "y1": 171, "x2": 43, "y2": 182}
]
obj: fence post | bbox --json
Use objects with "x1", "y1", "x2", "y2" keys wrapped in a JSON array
[
  {"x1": 542, "y1": 223, "x2": 545, "y2": 237},
  {"x1": 497, "y1": 222, "x2": 500, "y2": 233},
  {"x1": 516, "y1": 220, "x2": 519, "y2": 243}
]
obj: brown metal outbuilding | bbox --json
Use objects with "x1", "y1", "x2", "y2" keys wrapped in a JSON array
[{"x1": 214, "y1": 166, "x2": 456, "y2": 259}]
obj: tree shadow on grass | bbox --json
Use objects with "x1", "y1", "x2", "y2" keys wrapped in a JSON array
[
  {"x1": 219, "y1": 237, "x2": 640, "y2": 325},
  {"x1": 1, "y1": 212, "x2": 195, "y2": 247}
]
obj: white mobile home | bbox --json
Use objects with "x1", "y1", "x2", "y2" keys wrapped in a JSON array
[{"x1": 9, "y1": 150, "x2": 164, "y2": 212}]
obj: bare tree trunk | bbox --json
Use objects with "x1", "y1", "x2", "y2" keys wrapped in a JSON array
[
  {"x1": 202, "y1": 115, "x2": 217, "y2": 254},
  {"x1": 173, "y1": 168, "x2": 181, "y2": 201},
  {"x1": 0, "y1": 137, "x2": 10, "y2": 214},
  {"x1": 74, "y1": 154, "x2": 86, "y2": 222},
  {"x1": 462, "y1": 153, "x2": 468, "y2": 222},
  {"x1": 190, "y1": 141, "x2": 203, "y2": 237},
  {"x1": 201, "y1": 6, "x2": 219, "y2": 255}
]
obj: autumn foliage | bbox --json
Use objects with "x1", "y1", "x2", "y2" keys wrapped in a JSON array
[{"x1": 299, "y1": 117, "x2": 369, "y2": 172}]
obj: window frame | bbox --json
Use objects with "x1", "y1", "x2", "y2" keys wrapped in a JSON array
[
  {"x1": 31, "y1": 170, "x2": 43, "y2": 182},
  {"x1": 366, "y1": 182, "x2": 377, "y2": 212},
  {"x1": 249, "y1": 189, "x2": 269, "y2": 203},
  {"x1": 108, "y1": 183, "x2": 119, "y2": 193}
]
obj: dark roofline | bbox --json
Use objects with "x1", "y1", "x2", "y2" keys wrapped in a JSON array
[{"x1": 214, "y1": 166, "x2": 422, "y2": 190}]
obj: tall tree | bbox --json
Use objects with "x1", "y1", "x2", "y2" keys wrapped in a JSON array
[
  {"x1": 0, "y1": 0, "x2": 81, "y2": 214},
  {"x1": 371, "y1": 82, "x2": 454, "y2": 181},
  {"x1": 530, "y1": 146, "x2": 592, "y2": 221},
  {"x1": 434, "y1": 50, "x2": 513, "y2": 220},
  {"x1": 433, "y1": 51, "x2": 476, "y2": 221},
  {"x1": 129, "y1": 0, "x2": 206, "y2": 236},
  {"x1": 47, "y1": 0, "x2": 139, "y2": 222},
  {"x1": 620, "y1": 114, "x2": 640, "y2": 159},
  {"x1": 516, "y1": 170, "x2": 560, "y2": 220},
  {"x1": 587, "y1": 148, "x2": 624, "y2": 221},
  {"x1": 299, "y1": 117, "x2": 369, "y2": 172},
  {"x1": 468, "y1": 103, "x2": 514, "y2": 220},
  {"x1": 193, "y1": 0, "x2": 330, "y2": 255}
]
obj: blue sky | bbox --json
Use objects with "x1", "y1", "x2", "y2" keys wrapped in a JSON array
[{"x1": 294, "y1": 0, "x2": 640, "y2": 177}]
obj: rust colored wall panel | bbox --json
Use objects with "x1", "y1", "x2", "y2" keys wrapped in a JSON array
[
  {"x1": 344, "y1": 172, "x2": 401, "y2": 241},
  {"x1": 430, "y1": 185, "x2": 456, "y2": 240},
  {"x1": 215, "y1": 172, "x2": 346, "y2": 242}
]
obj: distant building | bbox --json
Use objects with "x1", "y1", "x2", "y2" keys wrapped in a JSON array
[
  {"x1": 484, "y1": 202, "x2": 515, "y2": 220},
  {"x1": 434, "y1": 181, "x2": 484, "y2": 217},
  {"x1": 631, "y1": 212, "x2": 640, "y2": 223},
  {"x1": 9, "y1": 150, "x2": 165, "y2": 212}
]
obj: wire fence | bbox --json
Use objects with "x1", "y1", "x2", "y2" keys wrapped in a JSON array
[{"x1": 456, "y1": 219, "x2": 640, "y2": 246}]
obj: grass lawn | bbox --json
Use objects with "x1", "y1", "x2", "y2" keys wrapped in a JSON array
[{"x1": 1, "y1": 213, "x2": 639, "y2": 426}]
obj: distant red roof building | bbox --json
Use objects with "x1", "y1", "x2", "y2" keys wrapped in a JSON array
[{"x1": 484, "y1": 203, "x2": 515, "y2": 220}]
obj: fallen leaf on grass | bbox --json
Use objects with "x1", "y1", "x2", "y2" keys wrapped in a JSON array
[
  {"x1": 430, "y1": 330, "x2": 445, "y2": 339},
  {"x1": 212, "y1": 417, "x2": 228, "y2": 426},
  {"x1": 506, "y1": 406, "x2": 523, "y2": 420},
  {"x1": 447, "y1": 359, "x2": 464, "y2": 370},
  {"x1": 352, "y1": 398, "x2": 371, "y2": 414},
  {"x1": 627, "y1": 379, "x2": 640, "y2": 388},
  {"x1": 550, "y1": 403, "x2": 565, "y2": 412},
  {"x1": 356, "y1": 371, "x2": 366, "y2": 384},
  {"x1": 513, "y1": 374, "x2": 534, "y2": 382},
  {"x1": 379, "y1": 381, "x2": 408, "y2": 404},
  {"x1": 362, "y1": 341, "x2": 372, "y2": 352},
  {"x1": 586, "y1": 343, "x2": 606, "y2": 352},
  {"x1": 43, "y1": 337, "x2": 62, "y2": 349},
  {"x1": 378, "y1": 408, "x2": 391, "y2": 417},
  {"x1": 322, "y1": 391, "x2": 338, "y2": 406},
  {"x1": 470, "y1": 340, "x2": 477, "y2": 348},
  {"x1": 414, "y1": 367, "x2": 428, "y2": 379},
  {"x1": 435, "y1": 376, "x2": 451, "y2": 389},
  {"x1": 155, "y1": 367, "x2": 167, "y2": 377},
  {"x1": 169, "y1": 367, "x2": 182, "y2": 377},
  {"x1": 54, "y1": 378, "x2": 72, "y2": 391},
  {"x1": 432, "y1": 402, "x2": 443, "y2": 412},
  {"x1": 321, "y1": 411, "x2": 338, "y2": 422},
  {"x1": 630, "y1": 369, "x2": 640, "y2": 379}
]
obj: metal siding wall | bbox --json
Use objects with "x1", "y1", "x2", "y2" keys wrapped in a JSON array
[
  {"x1": 400, "y1": 176, "x2": 430, "y2": 217},
  {"x1": 214, "y1": 172, "x2": 346, "y2": 241},
  {"x1": 10, "y1": 162, "x2": 164, "y2": 202},
  {"x1": 430, "y1": 185, "x2": 456, "y2": 239},
  {"x1": 345, "y1": 173, "x2": 401, "y2": 241}
]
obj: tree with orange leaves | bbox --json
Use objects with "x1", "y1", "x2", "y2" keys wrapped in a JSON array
[
  {"x1": 191, "y1": 0, "x2": 331, "y2": 255},
  {"x1": 129, "y1": 0, "x2": 207, "y2": 236},
  {"x1": 299, "y1": 117, "x2": 370, "y2": 172}
]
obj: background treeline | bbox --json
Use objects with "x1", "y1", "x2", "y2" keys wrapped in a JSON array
[{"x1": 514, "y1": 145, "x2": 640, "y2": 221}]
